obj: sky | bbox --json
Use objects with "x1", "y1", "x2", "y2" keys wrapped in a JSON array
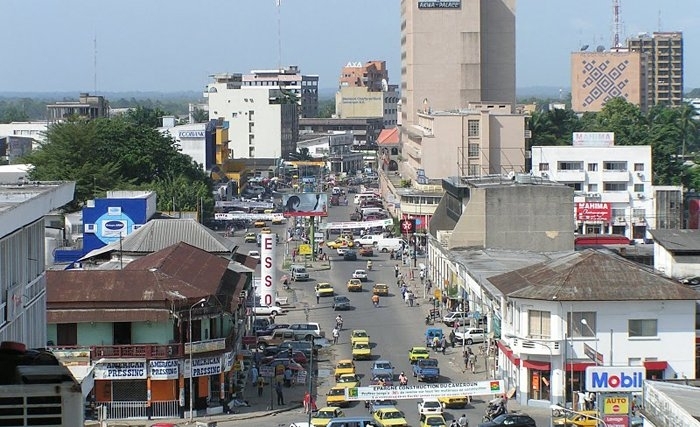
[{"x1": 0, "y1": 0, "x2": 698, "y2": 94}]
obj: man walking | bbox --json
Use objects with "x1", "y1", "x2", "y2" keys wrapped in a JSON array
[
  {"x1": 316, "y1": 289, "x2": 320, "y2": 304},
  {"x1": 332, "y1": 327, "x2": 340, "y2": 344},
  {"x1": 394, "y1": 264, "x2": 399, "y2": 278},
  {"x1": 275, "y1": 381, "x2": 285, "y2": 405},
  {"x1": 257, "y1": 376, "x2": 265, "y2": 397}
]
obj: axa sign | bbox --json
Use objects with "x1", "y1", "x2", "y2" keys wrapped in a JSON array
[{"x1": 585, "y1": 367, "x2": 646, "y2": 392}]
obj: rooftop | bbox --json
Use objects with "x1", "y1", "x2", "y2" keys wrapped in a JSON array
[
  {"x1": 649, "y1": 229, "x2": 700, "y2": 253},
  {"x1": 0, "y1": 181, "x2": 75, "y2": 238}
]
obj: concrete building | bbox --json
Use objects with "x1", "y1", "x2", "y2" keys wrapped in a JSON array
[
  {"x1": 335, "y1": 86, "x2": 400, "y2": 127},
  {"x1": 205, "y1": 73, "x2": 298, "y2": 159},
  {"x1": 299, "y1": 117, "x2": 383, "y2": 146},
  {"x1": 0, "y1": 121, "x2": 47, "y2": 145},
  {"x1": 297, "y1": 132, "x2": 364, "y2": 174},
  {"x1": 46, "y1": 92, "x2": 109, "y2": 124},
  {"x1": 401, "y1": 103, "x2": 526, "y2": 181},
  {"x1": 571, "y1": 50, "x2": 647, "y2": 113},
  {"x1": 242, "y1": 66, "x2": 319, "y2": 118},
  {"x1": 339, "y1": 60, "x2": 388, "y2": 91},
  {"x1": 531, "y1": 137, "x2": 654, "y2": 241},
  {"x1": 0, "y1": 180, "x2": 75, "y2": 349},
  {"x1": 628, "y1": 32, "x2": 684, "y2": 107},
  {"x1": 649, "y1": 229, "x2": 700, "y2": 280},
  {"x1": 0, "y1": 135, "x2": 33, "y2": 164},
  {"x1": 158, "y1": 118, "x2": 232, "y2": 172},
  {"x1": 400, "y1": 0, "x2": 516, "y2": 126}
]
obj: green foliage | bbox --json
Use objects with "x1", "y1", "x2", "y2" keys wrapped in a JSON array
[
  {"x1": 24, "y1": 110, "x2": 212, "y2": 212},
  {"x1": 318, "y1": 98, "x2": 335, "y2": 118},
  {"x1": 191, "y1": 107, "x2": 209, "y2": 123},
  {"x1": 0, "y1": 104, "x2": 30, "y2": 123}
]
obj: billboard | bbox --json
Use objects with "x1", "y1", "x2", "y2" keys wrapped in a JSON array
[
  {"x1": 260, "y1": 234, "x2": 277, "y2": 307},
  {"x1": 573, "y1": 132, "x2": 615, "y2": 147},
  {"x1": 576, "y1": 202, "x2": 611, "y2": 221},
  {"x1": 282, "y1": 193, "x2": 328, "y2": 217},
  {"x1": 585, "y1": 367, "x2": 645, "y2": 392},
  {"x1": 345, "y1": 380, "x2": 504, "y2": 401}
]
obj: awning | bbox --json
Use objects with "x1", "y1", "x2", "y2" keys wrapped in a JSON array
[
  {"x1": 496, "y1": 340, "x2": 520, "y2": 367},
  {"x1": 566, "y1": 361, "x2": 595, "y2": 372},
  {"x1": 522, "y1": 359, "x2": 551, "y2": 370},
  {"x1": 644, "y1": 360, "x2": 668, "y2": 371}
]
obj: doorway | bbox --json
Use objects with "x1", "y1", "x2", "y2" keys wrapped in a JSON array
[{"x1": 113, "y1": 322, "x2": 132, "y2": 345}]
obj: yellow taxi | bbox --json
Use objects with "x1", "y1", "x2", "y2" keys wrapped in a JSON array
[
  {"x1": 372, "y1": 283, "x2": 389, "y2": 296},
  {"x1": 244, "y1": 233, "x2": 256, "y2": 243},
  {"x1": 254, "y1": 220, "x2": 266, "y2": 228},
  {"x1": 311, "y1": 407, "x2": 345, "y2": 427},
  {"x1": 436, "y1": 396, "x2": 469, "y2": 409},
  {"x1": 271, "y1": 216, "x2": 284, "y2": 225},
  {"x1": 373, "y1": 407, "x2": 408, "y2": 427},
  {"x1": 420, "y1": 414, "x2": 447, "y2": 427},
  {"x1": 553, "y1": 410, "x2": 599, "y2": 427},
  {"x1": 325, "y1": 386, "x2": 349, "y2": 407},
  {"x1": 408, "y1": 347, "x2": 430, "y2": 363},
  {"x1": 352, "y1": 342, "x2": 372, "y2": 360},
  {"x1": 327, "y1": 238, "x2": 349, "y2": 249},
  {"x1": 334, "y1": 359, "x2": 355, "y2": 380},
  {"x1": 260, "y1": 227, "x2": 272, "y2": 234},
  {"x1": 347, "y1": 278, "x2": 363, "y2": 292},
  {"x1": 336, "y1": 373, "x2": 360, "y2": 389},
  {"x1": 350, "y1": 329, "x2": 370, "y2": 346},
  {"x1": 315, "y1": 282, "x2": 335, "y2": 297}
]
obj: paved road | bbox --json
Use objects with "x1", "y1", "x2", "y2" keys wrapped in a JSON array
[{"x1": 213, "y1": 198, "x2": 553, "y2": 426}]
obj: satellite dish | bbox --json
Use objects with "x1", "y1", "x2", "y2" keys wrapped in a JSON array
[
  {"x1": 596, "y1": 45, "x2": 605, "y2": 52},
  {"x1": 580, "y1": 45, "x2": 589, "y2": 51},
  {"x1": 381, "y1": 79, "x2": 388, "y2": 92}
]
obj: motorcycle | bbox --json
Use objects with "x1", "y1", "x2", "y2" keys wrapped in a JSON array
[
  {"x1": 367, "y1": 260, "x2": 373, "y2": 271},
  {"x1": 482, "y1": 399, "x2": 507, "y2": 422}
]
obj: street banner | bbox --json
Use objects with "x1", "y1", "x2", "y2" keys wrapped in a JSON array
[
  {"x1": 319, "y1": 218, "x2": 394, "y2": 230},
  {"x1": 94, "y1": 360, "x2": 147, "y2": 380},
  {"x1": 345, "y1": 380, "x2": 504, "y2": 401},
  {"x1": 260, "y1": 234, "x2": 277, "y2": 306},
  {"x1": 214, "y1": 213, "x2": 283, "y2": 221},
  {"x1": 149, "y1": 360, "x2": 179, "y2": 380},
  {"x1": 282, "y1": 193, "x2": 328, "y2": 217}
]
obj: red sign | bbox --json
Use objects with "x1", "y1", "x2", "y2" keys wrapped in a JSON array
[
  {"x1": 576, "y1": 202, "x2": 611, "y2": 221},
  {"x1": 400, "y1": 219, "x2": 415, "y2": 234},
  {"x1": 242, "y1": 336, "x2": 257, "y2": 345},
  {"x1": 603, "y1": 415, "x2": 629, "y2": 427}
]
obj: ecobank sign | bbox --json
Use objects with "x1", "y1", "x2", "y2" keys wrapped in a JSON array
[{"x1": 585, "y1": 367, "x2": 646, "y2": 392}]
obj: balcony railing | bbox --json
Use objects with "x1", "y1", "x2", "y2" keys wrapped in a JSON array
[{"x1": 511, "y1": 337, "x2": 562, "y2": 356}]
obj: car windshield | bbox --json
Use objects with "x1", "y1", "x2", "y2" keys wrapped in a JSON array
[
  {"x1": 384, "y1": 411, "x2": 402, "y2": 419},
  {"x1": 425, "y1": 417, "x2": 445, "y2": 425},
  {"x1": 375, "y1": 362, "x2": 391, "y2": 369},
  {"x1": 413, "y1": 349, "x2": 429, "y2": 355},
  {"x1": 319, "y1": 284, "x2": 331, "y2": 289},
  {"x1": 338, "y1": 362, "x2": 353, "y2": 369},
  {"x1": 354, "y1": 331, "x2": 368, "y2": 337},
  {"x1": 492, "y1": 414, "x2": 510, "y2": 423},
  {"x1": 329, "y1": 389, "x2": 344, "y2": 396},
  {"x1": 354, "y1": 343, "x2": 369, "y2": 349},
  {"x1": 317, "y1": 410, "x2": 335, "y2": 418},
  {"x1": 336, "y1": 297, "x2": 349, "y2": 302},
  {"x1": 423, "y1": 401, "x2": 440, "y2": 408},
  {"x1": 421, "y1": 359, "x2": 438, "y2": 367}
]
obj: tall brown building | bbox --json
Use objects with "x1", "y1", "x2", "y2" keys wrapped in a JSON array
[
  {"x1": 627, "y1": 32, "x2": 684, "y2": 107},
  {"x1": 571, "y1": 51, "x2": 647, "y2": 113}
]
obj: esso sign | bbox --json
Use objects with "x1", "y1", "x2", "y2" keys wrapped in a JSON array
[
  {"x1": 259, "y1": 234, "x2": 277, "y2": 307},
  {"x1": 585, "y1": 367, "x2": 646, "y2": 392}
]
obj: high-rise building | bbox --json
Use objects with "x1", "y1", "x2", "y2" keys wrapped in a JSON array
[
  {"x1": 339, "y1": 61, "x2": 389, "y2": 92},
  {"x1": 242, "y1": 66, "x2": 319, "y2": 118},
  {"x1": 400, "y1": 0, "x2": 516, "y2": 126},
  {"x1": 627, "y1": 32, "x2": 683, "y2": 107},
  {"x1": 336, "y1": 60, "x2": 399, "y2": 127}
]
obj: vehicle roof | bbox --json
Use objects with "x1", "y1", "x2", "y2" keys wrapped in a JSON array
[
  {"x1": 410, "y1": 346, "x2": 429, "y2": 351},
  {"x1": 374, "y1": 360, "x2": 392, "y2": 365},
  {"x1": 337, "y1": 359, "x2": 354, "y2": 364},
  {"x1": 421, "y1": 397, "x2": 441, "y2": 402}
]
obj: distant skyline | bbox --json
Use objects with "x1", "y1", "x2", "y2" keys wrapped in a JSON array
[{"x1": 0, "y1": 0, "x2": 698, "y2": 94}]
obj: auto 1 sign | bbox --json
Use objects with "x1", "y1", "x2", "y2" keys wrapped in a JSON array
[{"x1": 585, "y1": 366, "x2": 646, "y2": 392}]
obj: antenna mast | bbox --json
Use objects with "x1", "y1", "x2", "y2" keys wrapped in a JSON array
[
  {"x1": 276, "y1": 0, "x2": 282, "y2": 73},
  {"x1": 93, "y1": 34, "x2": 98, "y2": 94},
  {"x1": 612, "y1": 0, "x2": 622, "y2": 48}
]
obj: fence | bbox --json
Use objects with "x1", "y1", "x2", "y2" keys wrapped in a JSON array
[
  {"x1": 151, "y1": 400, "x2": 180, "y2": 419},
  {"x1": 103, "y1": 400, "x2": 180, "y2": 420}
]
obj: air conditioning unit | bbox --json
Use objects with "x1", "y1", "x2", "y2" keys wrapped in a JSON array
[
  {"x1": 586, "y1": 193, "x2": 600, "y2": 198},
  {"x1": 637, "y1": 172, "x2": 644, "y2": 178},
  {"x1": 616, "y1": 216, "x2": 626, "y2": 222},
  {"x1": 541, "y1": 172, "x2": 549, "y2": 178},
  {"x1": 637, "y1": 193, "x2": 646, "y2": 199}
]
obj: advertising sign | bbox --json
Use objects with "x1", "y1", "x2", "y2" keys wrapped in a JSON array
[
  {"x1": 576, "y1": 202, "x2": 612, "y2": 221},
  {"x1": 260, "y1": 234, "x2": 277, "y2": 307},
  {"x1": 345, "y1": 381, "x2": 504, "y2": 401},
  {"x1": 400, "y1": 219, "x2": 416, "y2": 234},
  {"x1": 224, "y1": 351, "x2": 235, "y2": 372},
  {"x1": 603, "y1": 415, "x2": 629, "y2": 427},
  {"x1": 298, "y1": 244, "x2": 313, "y2": 255},
  {"x1": 418, "y1": 1, "x2": 461, "y2": 8},
  {"x1": 603, "y1": 395, "x2": 630, "y2": 415},
  {"x1": 101, "y1": 219, "x2": 127, "y2": 237},
  {"x1": 149, "y1": 360, "x2": 179, "y2": 380},
  {"x1": 259, "y1": 365, "x2": 275, "y2": 377},
  {"x1": 573, "y1": 132, "x2": 615, "y2": 147},
  {"x1": 585, "y1": 367, "x2": 646, "y2": 392},
  {"x1": 184, "y1": 356, "x2": 222, "y2": 378},
  {"x1": 319, "y1": 218, "x2": 394, "y2": 230},
  {"x1": 94, "y1": 361, "x2": 147, "y2": 380},
  {"x1": 282, "y1": 193, "x2": 328, "y2": 217}
]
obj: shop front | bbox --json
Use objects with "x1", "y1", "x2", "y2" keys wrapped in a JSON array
[
  {"x1": 94, "y1": 359, "x2": 149, "y2": 419},
  {"x1": 183, "y1": 354, "x2": 228, "y2": 416}
]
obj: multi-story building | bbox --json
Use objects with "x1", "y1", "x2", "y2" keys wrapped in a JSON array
[
  {"x1": 299, "y1": 117, "x2": 383, "y2": 146},
  {"x1": 46, "y1": 92, "x2": 109, "y2": 124},
  {"x1": 297, "y1": 132, "x2": 364, "y2": 174},
  {"x1": 158, "y1": 117, "x2": 232, "y2": 172},
  {"x1": 339, "y1": 60, "x2": 388, "y2": 91},
  {"x1": 242, "y1": 66, "x2": 319, "y2": 118},
  {"x1": 400, "y1": 0, "x2": 516, "y2": 127},
  {"x1": 335, "y1": 86, "x2": 400, "y2": 127},
  {"x1": 0, "y1": 181, "x2": 75, "y2": 348},
  {"x1": 627, "y1": 32, "x2": 684, "y2": 107},
  {"x1": 531, "y1": 136, "x2": 654, "y2": 240},
  {"x1": 571, "y1": 50, "x2": 647, "y2": 113},
  {"x1": 0, "y1": 121, "x2": 48, "y2": 147},
  {"x1": 205, "y1": 73, "x2": 298, "y2": 159}
]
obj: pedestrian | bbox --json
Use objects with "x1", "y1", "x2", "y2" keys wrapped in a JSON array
[
  {"x1": 332, "y1": 327, "x2": 340, "y2": 344},
  {"x1": 449, "y1": 330, "x2": 456, "y2": 348},
  {"x1": 316, "y1": 290, "x2": 321, "y2": 304},
  {"x1": 450, "y1": 420, "x2": 458, "y2": 427},
  {"x1": 284, "y1": 367, "x2": 293, "y2": 387},
  {"x1": 275, "y1": 381, "x2": 285, "y2": 405},
  {"x1": 250, "y1": 365, "x2": 259, "y2": 386},
  {"x1": 394, "y1": 264, "x2": 399, "y2": 278},
  {"x1": 303, "y1": 391, "x2": 311, "y2": 413},
  {"x1": 404, "y1": 290, "x2": 411, "y2": 305},
  {"x1": 469, "y1": 352, "x2": 477, "y2": 373},
  {"x1": 257, "y1": 376, "x2": 265, "y2": 397},
  {"x1": 440, "y1": 337, "x2": 447, "y2": 355},
  {"x1": 458, "y1": 414, "x2": 468, "y2": 427},
  {"x1": 409, "y1": 293, "x2": 414, "y2": 307}
]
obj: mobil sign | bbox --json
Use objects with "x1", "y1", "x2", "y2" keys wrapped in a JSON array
[{"x1": 585, "y1": 366, "x2": 646, "y2": 392}]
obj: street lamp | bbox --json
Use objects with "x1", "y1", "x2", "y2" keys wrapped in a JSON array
[
  {"x1": 189, "y1": 297, "x2": 206, "y2": 422},
  {"x1": 580, "y1": 319, "x2": 599, "y2": 366},
  {"x1": 505, "y1": 334, "x2": 557, "y2": 404},
  {"x1": 550, "y1": 404, "x2": 609, "y2": 427}
]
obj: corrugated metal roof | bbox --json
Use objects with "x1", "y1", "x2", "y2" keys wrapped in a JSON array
[
  {"x1": 649, "y1": 229, "x2": 700, "y2": 252},
  {"x1": 488, "y1": 249, "x2": 700, "y2": 301},
  {"x1": 79, "y1": 218, "x2": 235, "y2": 260}
]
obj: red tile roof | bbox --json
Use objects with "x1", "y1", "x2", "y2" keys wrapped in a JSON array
[{"x1": 377, "y1": 127, "x2": 399, "y2": 145}]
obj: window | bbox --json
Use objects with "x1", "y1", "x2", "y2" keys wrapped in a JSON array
[
  {"x1": 565, "y1": 182, "x2": 583, "y2": 191},
  {"x1": 539, "y1": 163, "x2": 549, "y2": 171},
  {"x1": 588, "y1": 163, "x2": 598, "y2": 172},
  {"x1": 56, "y1": 323, "x2": 77, "y2": 346},
  {"x1": 634, "y1": 163, "x2": 644, "y2": 171},
  {"x1": 467, "y1": 164, "x2": 480, "y2": 176},
  {"x1": 612, "y1": 208, "x2": 626, "y2": 217},
  {"x1": 528, "y1": 310, "x2": 551, "y2": 339},
  {"x1": 604, "y1": 182, "x2": 627, "y2": 191},
  {"x1": 629, "y1": 319, "x2": 657, "y2": 337},
  {"x1": 634, "y1": 184, "x2": 644, "y2": 192},
  {"x1": 558, "y1": 161, "x2": 583, "y2": 171},
  {"x1": 468, "y1": 143, "x2": 479, "y2": 157},
  {"x1": 567, "y1": 312, "x2": 597, "y2": 338},
  {"x1": 587, "y1": 184, "x2": 598, "y2": 192},
  {"x1": 467, "y1": 120, "x2": 480, "y2": 137},
  {"x1": 603, "y1": 161, "x2": 627, "y2": 171},
  {"x1": 632, "y1": 208, "x2": 646, "y2": 218}
]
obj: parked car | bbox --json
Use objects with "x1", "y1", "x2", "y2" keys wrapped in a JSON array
[
  {"x1": 454, "y1": 327, "x2": 486, "y2": 345},
  {"x1": 288, "y1": 323, "x2": 325, "y2": 339},
  {"x1": 417, "y1": 398, "x2": 443, "y2": 416},
  {"x1": 254, "y1": 323, "x2": 290, "y2": 337},
  {"x1": 337, "y1": 247, "x2": 349, "y2": 256},
  {"x1": 477, "y1": 414, "x2": 537, "y2": 427},
  {"x1": 247, "y1": 250, "x2": 260, "y2": 259},
  {"x1": 442, "y1": 311, "x2": 469, "y2": 327},
  {"x1": 244, "y1": 232, "x2": 257, "y2": 243},
  {"x1": 371, "y1": 360, "x2": 394, "y2": 379},
  {"x1": 252, "y1": 304, "x2": 285, "y2": 316},
  {"x1": 262, "y1": 350, "x2": 307, "y2": 365},
  {"x1": 279, "y1": 340, "x2": 317, "y2": 358}
]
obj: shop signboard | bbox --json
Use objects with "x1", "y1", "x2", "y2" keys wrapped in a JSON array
[
  {"x1": 149, "y1": 360, "x2": 179, "y2": 380},
  {"x1": 95, "y1": 360, "x2": 147, "y2": 380},
  {"x1": 418, "y1": 1, "x2": 461, "y2": 10},
  {"x1": 260, "y1": 234, "x2": 277, "y2": 307},
  {"x1": 259, "y1": 365, "x2": 275, "y2": 377},
  {"x1": 585, "y1": 367, "x2": 645, "y2": 392},
  {"x1": 345, "y1": 380, "x2": 504, "y2": 401},
  {"x1": 603, "y1": 415, "x2": 629, "y2": 427},
  {"x1": 576, "y1": 202, "x2": 611, "y2": 222},
  {"x1": 603, "y1": 395, "x2": 630, "y2": 414},
  {"x1": 184, "y1": 356, "x2": 222, "y2": 378}
]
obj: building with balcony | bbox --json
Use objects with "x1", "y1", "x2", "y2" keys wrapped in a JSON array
[
  {"x1": 205, "y1": 73, "x2": 298, "y2": 159},
  {"x1": 400, "y1": 103, "x2": 526, "y2": 182},
  {"x1": 46, "y1": 92, "x2": 109, "y2": 124},
  {"x1": 531, "y1": 139, "x2": 655, "y2": 241},
  {"x1": 297, "y1": 132, "x2": 364, "y2": 174},
  {"x1": 627, "y1": 32, "x2": 684, "y2": 107},
  {"x1": 0, "y1": 181, "x2": 75, "y2": 349},
  {"x1": 490, "y1": 250, "x2": 698, "y2": 407},
  {"x1": 242, "y1": 66, "x2": 319, "y2": 118},
  {"x1": 46, "y1": 242, "x2": 251, "y2": 420},
  {"x1": 299, "y1": 117, "x2": 384, "y2": 147}
]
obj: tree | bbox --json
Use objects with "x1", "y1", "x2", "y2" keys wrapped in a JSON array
[
  {"x1": 593, "y1": 98, "x2": 649, "y2": 146},
  {"x1": 318, "y1": 99, "x2": 335, "y2": 118},
  {"x1": 124, "y1": 106, "x2": 170, "y2": 128},
  {"x1": 0, "y1": 105, "x2": 29, "y2": 123},
  {"x1": 191, "y1": 108, "x2": 209, "y2": 123}
]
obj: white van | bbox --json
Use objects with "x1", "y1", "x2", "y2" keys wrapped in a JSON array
[
  {"x1": 353, "y1": 193, "x2": 378, "y2": 205},
  {"x1": 356, "y1": 235, "x2": 385, "y2": 246},
  {"x1": 360, "y1": 207, "x2": 385, "y2": 216},
  {"x1": 375, "y1": 238, "x2": 404, "y2": 253},
  {"x1": 290, "y1": 265, "x2": 310, "y2": 281}
]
